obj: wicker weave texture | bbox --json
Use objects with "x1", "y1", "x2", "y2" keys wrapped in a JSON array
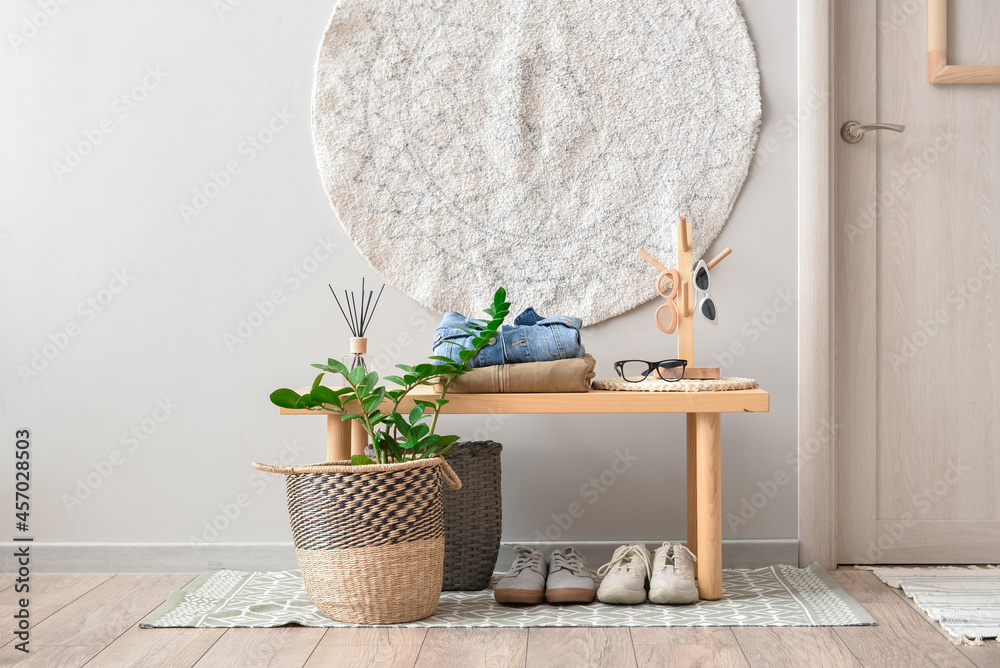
[
  {"x1": 252, "y1": 457, "x2": 454, "y2": 624},
  {"x1": 591, "y1": 376, "x2": 759, "y2": 392},
  {"x1": 296, "y1": 540, "x2": 443, "y2": 624},
  {"x1": 440, "y1": 441, "x2": 503, "y2": 591},
  {"x1": 362, "y1": 443, "x2": 504, "y2": 591},
  {"x1": 285, "y1": 466, "x2": 443, "y2": 549}
]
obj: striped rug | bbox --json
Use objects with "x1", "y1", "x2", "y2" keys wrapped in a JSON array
[{"x1": 870, "y1": 566, "x2": 1000, "y2": 645}]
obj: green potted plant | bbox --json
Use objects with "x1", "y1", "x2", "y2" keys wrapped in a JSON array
[{"x1": 254, "y1": 288, "x2": 510, "y2": 624}]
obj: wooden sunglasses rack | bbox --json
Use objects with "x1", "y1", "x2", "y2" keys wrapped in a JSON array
[{"x1": 638, "y1": 215, "x2": 731, "y2": 380}]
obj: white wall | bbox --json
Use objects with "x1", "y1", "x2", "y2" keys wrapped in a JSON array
[{"x1": 0, "y1": 0, "x2": 797, "y2": 566}]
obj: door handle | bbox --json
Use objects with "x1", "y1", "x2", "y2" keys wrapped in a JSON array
[{"x1": 840, "y1": 121, "x2": 906, "y2": 144}]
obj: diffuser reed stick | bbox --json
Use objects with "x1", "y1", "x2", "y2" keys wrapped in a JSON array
[
  {"x1": 329, "y1": 280, "x2": 384, "y2": 338},
  {"x1": 330, "y1": 279, "x2": 385, "y2": 371}
]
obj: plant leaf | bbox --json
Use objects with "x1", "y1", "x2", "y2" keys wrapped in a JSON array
[
  {"x1": 269, "y1": 389, "x2": 302, "y2": 408},
  {"x1": 348, "y1": 365, "x2": 366, "y2": 386},
  {"x1": 408, "y1": 404, "x2": 425, "y2": 424},
  {"x1": 311, "y1": 372, "x2": 325, "y2": 390},
  {"x1": 384, "y1": 375, "x2": 405, "y2": 386},
  {"x1": 391, "y1": 413, "x2": 410, "y2": 437},
  {"x1": 362, "y1": 371, "x2": 379, "y2": 390},
  {"x1": 428, "y1": 355, "x2": 457, "y2": 363},
  {"x1": 341, "y1": 413, "x2": 365, "y2": 421},
  {"x1": 416, "y1": 434, "x2": 441, "y2": 450},
  {"x1": 350, "y1": 454, "x2": 376, "y2": 466},
  {"x1": 295, "y1": 394, "x2": 321, "y2": 409},
  {"x1": 325, "y1": 359, "x2": 350, "y2": 375},
  {"x1": 311, "y1": 386, "x2": 343, "y2": 408},
  {"x1": 362, "y1": 387, "x2": 386, "y2": 412},
  {"x1": 379, "y1": 435, "x2": 404, "y2": 461}
]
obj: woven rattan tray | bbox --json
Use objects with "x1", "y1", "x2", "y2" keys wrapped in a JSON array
[{"x1": 592, "y1": 377, "x2": 759, "y2": 392}]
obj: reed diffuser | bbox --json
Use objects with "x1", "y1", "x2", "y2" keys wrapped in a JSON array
[{"x1": 329, "y1": 278, "x2": 384, "y2": 371}]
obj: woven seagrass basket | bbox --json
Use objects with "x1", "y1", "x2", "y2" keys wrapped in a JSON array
[
  {"x1": 252, "y1": 457, "x2": 461, "y2": 624},
  {"x1": 366, "y1": 441, "x2": 502, "y2": 591}
]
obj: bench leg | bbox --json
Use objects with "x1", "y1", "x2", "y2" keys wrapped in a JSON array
[
  {"x1": 686, "y1": 413, "x2": 698, "y2": 576},
  {"x1": 695, "y1": 412, "x2": 722, "y2": 600},
  {"x1": 327, "y1": 414, "x2": 352, "y2": 462},
  {"x1": 351, "y1": 421, "x2": 368, "y2": 457}
]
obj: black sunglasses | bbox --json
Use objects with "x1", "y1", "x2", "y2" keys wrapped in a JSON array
[{"x1": 614, "y1": 359, "x2": 688, "y2": 383}]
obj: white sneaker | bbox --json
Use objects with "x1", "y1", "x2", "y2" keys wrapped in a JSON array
[
  {"x1": 596, "y1": 544, "x2": 652, "y2": 604},
  {"x1": 649, "y1": 542, "x2": 699, "y2": 604}
]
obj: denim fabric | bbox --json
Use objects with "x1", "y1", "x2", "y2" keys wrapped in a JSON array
[{"x1": 432, "y1": 307, "x2": 585, "y2": 368}]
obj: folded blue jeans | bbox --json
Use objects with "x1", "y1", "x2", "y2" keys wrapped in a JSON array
[{"x1": 432, "y1": 307, "x2": 585, "y2": 367}]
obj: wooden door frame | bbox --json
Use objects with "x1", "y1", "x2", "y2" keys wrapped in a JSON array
[{"x1": 797, "y1": 0, "x2": 837, "y2": 569}]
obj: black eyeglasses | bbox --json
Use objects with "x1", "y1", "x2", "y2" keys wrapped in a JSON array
[{"x1": 614, "y1": 359, "x2": 688, "y2": 383}]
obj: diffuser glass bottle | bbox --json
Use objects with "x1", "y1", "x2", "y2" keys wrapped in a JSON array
[{"x1": 343, "y1": 337, "x2": 370, "y2": 372}]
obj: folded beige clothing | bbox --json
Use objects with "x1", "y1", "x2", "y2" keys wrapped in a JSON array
[{"x1": 444, "y1": 354, "x2": 596, "y2": 393}]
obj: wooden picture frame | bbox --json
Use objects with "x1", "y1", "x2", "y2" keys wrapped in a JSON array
[{"x1": 928, "y1": 0, "x2": 1000, "y2": 84}]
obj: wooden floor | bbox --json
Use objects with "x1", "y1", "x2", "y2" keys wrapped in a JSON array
[{"x1": 1, "y1": 569, "x2": 998, "y2": 667}]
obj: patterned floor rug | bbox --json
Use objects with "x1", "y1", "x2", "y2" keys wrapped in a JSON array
[
  {"x1": 140, "y1": 564, "x2": 873, "y2": 629},
  {"x1": 870, "y1": 566, "x2": 1000, "y2": 645}
]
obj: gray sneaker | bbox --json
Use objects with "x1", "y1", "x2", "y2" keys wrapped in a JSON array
[
  {"x1": 597, "y1": 544, "x2": 652, "y2": 604},
  {"x1": 494, "y1": 545, "x2": 547, "y2": 604},
  {"x1": 649, "y1": 542, "x2": 699, "y2": 604},
  {"x1": 545, "y1": 548, "x2": 596, "y2": 604}
]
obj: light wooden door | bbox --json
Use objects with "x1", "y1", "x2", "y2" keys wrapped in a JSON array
[{"x1": 835, "y1": 0, "x2": 1000, "y2": 564}]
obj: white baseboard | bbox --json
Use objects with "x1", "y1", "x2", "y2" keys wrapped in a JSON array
[
  {"x1": 0, "y1": 539, "x2": 798, "y2": 574},
  {"x1": 497, "y1": 540, "x2": 799, "y2": 571},
  {"x1": 0, "y1": 543, "x2": 300, "y2": 574}
]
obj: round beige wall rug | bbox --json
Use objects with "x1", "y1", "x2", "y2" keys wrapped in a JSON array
[{"x1": 313, "y1": 0, "x2": 760, "y2": 324}]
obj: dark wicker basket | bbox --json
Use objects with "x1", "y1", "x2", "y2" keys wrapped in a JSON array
[{"x1": 367, "y1": 440, "x2": 502, "y2": 591}]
